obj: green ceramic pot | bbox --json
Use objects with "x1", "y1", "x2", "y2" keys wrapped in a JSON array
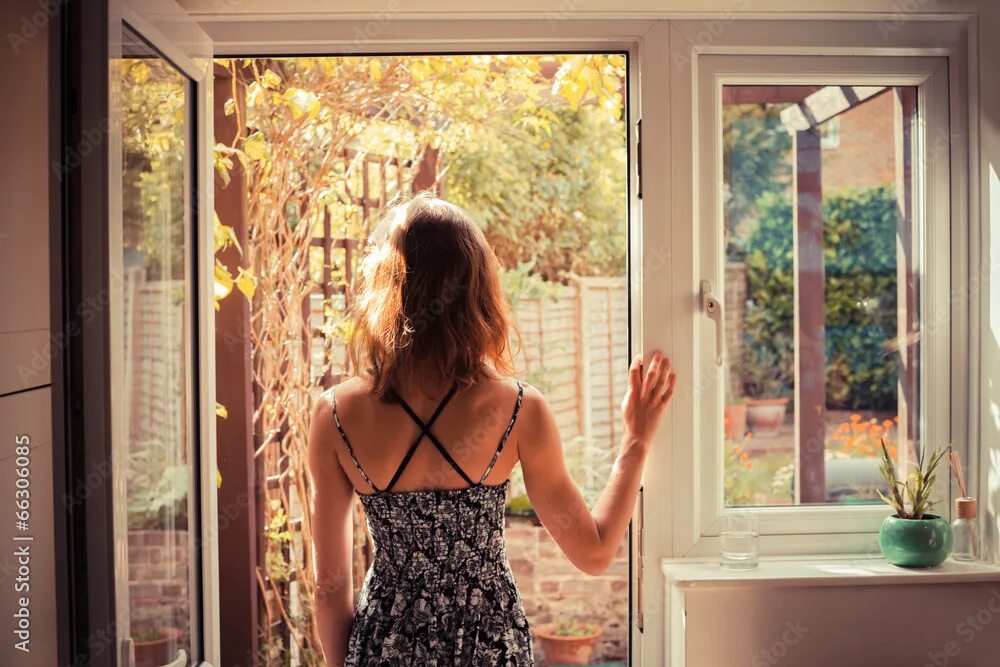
[{"x1": 878, "y1": 514, "x2": 953, "y2": 567}]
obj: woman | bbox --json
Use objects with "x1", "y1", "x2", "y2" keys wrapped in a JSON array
[{"x1": 308, "y1": 192, "x2": 676, "y2": 666}]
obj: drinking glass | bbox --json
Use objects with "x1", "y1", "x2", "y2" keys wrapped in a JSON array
[{"x1": 720, "y1": 510, "x2": 759, "y2": 569}]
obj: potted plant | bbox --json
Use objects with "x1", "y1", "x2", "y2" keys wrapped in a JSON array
[
  {"x1": 724, "y1": 399, "x2": 748, "y2": 441},
  {"x1": 740, "y1": 342, "x2": 791, "y2": 437},
  {"x1": 535, "y1": 616, "x2": 604, "y2": 666},
  {"x1": 876, "y1": 440, "x2": 953, "y2": 567},
  {"x1": 132, "y1": 622, "x2": 182, "y2": 667},
  {"x1": 505, "y1": 493, "x2": 542, "y2": 526}
]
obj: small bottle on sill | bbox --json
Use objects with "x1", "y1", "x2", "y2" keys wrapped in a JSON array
[{"x1": 951, "y1": 497, "x2": 981, "y2": 561}]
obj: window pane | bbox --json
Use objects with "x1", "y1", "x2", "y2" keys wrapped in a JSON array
[
  {"x1": 722, "y1": 85, "x2": 919, "y2": 507},
  {"x1": 120, "y1": 25, "x2": 198, "y2": 661}
]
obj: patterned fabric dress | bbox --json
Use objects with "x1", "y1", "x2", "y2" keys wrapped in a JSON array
[{"x1": 332, "y1": 381, "x2": 532, "y2": 666}]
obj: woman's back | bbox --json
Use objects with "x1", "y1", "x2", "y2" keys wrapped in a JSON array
[{"x1": 330, "y1": 374, "x2": 525, "y2": 495}]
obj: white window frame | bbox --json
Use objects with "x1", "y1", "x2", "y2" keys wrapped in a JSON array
[{"x1": 662, "y1": 19, "x2": 974, "y2": 559}]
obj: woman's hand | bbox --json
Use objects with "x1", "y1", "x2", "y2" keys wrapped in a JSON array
[
  {"x1": 520, "y1": 351, "x2": 677, "y2": 576},
  {"x1": 620, "y1": 351, "x2": 676, "y2": 451}
]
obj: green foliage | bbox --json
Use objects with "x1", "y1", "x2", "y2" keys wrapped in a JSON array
[
  {"x1": 742, "y1": 185, "x2": 901, "y2": 409},
  {"x1": 120, "y1": 59, "x2": 189, "y2": 280},
  {"x1": 126, "y1": 439, "x2": 189, "y2": 530},
  {"x1": 723, "y1": 104, "x2": 792, "y2": 261},
  {"x1": 549, "y1": 616, "x2": 601, "y2": 637},
  {"x1": 445, "y1": 105, "x2": 627, "y2": 281},
  {"x1": 724, "y1": 437, "x2": 757, "y2": 506},
  {"x1": 877, "y1": 440, "x2": 949, "y2": 519}
]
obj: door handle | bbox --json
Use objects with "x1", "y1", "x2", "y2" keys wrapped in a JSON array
[
  {"x1": 120, "y1": 637, "x2": 135, "y2": 667},
  {"x1": 700, "y1": 280, "x2": 724, "y2": 366}
]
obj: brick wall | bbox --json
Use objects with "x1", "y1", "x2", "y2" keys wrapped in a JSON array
[
  {"x1": 506, "y1": 517, "x2": 629, "y2": 663},
  {"x1": 128, "y1": 529, "x2": 191, "y2": 641},
  {"x1": 821, "y1": 89, "x2": 897, "y2": 192}
]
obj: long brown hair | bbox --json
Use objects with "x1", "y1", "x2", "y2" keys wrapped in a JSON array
[{"x1": 347, "y1": 191, "x2": 519, "y2": 399}]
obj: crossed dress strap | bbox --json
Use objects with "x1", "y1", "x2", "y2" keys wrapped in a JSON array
[
  {"x1": 331, "y1": 382, "x2": 459, "y2": 493},
  {"x1": 391, "y1": 383, "x2": 475, "y2": 487},
  {"x1": 332, "y1": 380, "x2": 525, "y2": 493},
  {"x1": 478, "y1": 380, "x2": 524, "y2": 485}
]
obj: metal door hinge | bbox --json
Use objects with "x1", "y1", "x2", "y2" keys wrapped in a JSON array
[
  {"x1": 636, "y1": 484, "x2": 644, "y2": 633},
  {"x1": 636, "y1": 118, "x2": 643, "y2": 200}
]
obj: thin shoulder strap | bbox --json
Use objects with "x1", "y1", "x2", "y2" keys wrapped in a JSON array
[
  {"x1": 330, "y1": 387, "x2": 380, "y2": 493},
  {"x1": 478, "y1": 380, "x2": 524, "y2": 485},
  {"x1": 384, "y1": 382, "x2": 459, "y2": 492},
  {"x1": 394, "y1": 385, "x2": 476, "y2": 487}
]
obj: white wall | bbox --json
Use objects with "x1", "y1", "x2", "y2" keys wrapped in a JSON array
[{"x1": 684, "y1": 583, "x2": 1000, "y2": 666}]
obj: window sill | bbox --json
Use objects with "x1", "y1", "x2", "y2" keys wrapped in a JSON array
[{"x1": 661, "y1": 555, "x2": 1000, "y2": 590}]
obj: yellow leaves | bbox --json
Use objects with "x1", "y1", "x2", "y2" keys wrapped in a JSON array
[
  {"x1": 223, "y1": 97, "x2": 236, "y2": 116},
  {"x1": 214, "y1": 212, "x2": 243, "y2": 255},
  {"x1": 410, "y1": 59, "x2": 431, "y2": 82},
  {"x1": 216, "y1": 466, "x2": 223, "y2": 488},
  {"x1": 214, "y1": 260, "x2": 234, "y2": 309},
  {"x1": 555, "y1": 78, "x2": 586, "y2": 111},
  {"x1": 461, "y1": 67, "x2": 489, "y2": 87},
  {"x1": 129, "y1": 61, "x2": 151, "y2": 85},
  {"x1": 235, "y1": 267, "x2": 257, "y2": 301},
  {"x1": 551, "y1": 54, "x2": 625, "y2": 116},
  {"x1": 368, "y1": 59, "x2": 384, "y2": 82},
  {"x1": 281, "y1": 87, "x2": 321, "y2": 119},
  {"x1": 245, "y1": 80, "x2": 265, "y2": 107},
  {"x1": 243, "y1": 131, "x2": 269, "y2": 162},
  {"x1": 216, "y1": 402, "x2": 228, "y2": 419},
  {"x1": 261, "y1": 68, "x2": 282, "y2": 90},
  {"x1": 214, "y1": 261, "x2": 256, "y2": 310}
]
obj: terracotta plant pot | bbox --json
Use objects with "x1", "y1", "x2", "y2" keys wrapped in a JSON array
[
  {"x1": 535, "y1": 623, "x2": 603, "y2": 666},
  {"x1": 724, "y1": 403, "x2": 748, "y2": 439},
  {"x1": 134, "y1": 627, "x2": 182, "y2": 667},
  {"x1": 746, "y1": 397, "x2": 789, "y2": 437}
]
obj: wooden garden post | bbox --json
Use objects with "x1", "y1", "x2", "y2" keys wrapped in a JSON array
[
  {"x1": 213, "y1": 61, "x2": 260, "y2": 667},
  {"x1": 793, "y1": 127, "x2": 827, "y2": 504}
]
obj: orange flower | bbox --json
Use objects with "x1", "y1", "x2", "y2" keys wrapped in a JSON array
[
  {"x1": 893, "y1": 415, "x2": 900, "y2": 423},
  {"x1": 745, "y1": 461, "x2": 753, "y2": 469},
  {"x1": 745, "y1": 432, "x2": 753, "y2": 441},
  {"x1": 883, "y1": 419, "x2": 894, "y2": 430},
  {"x1": 850, "y1": 413, "x2": 862, "y2": 423}
]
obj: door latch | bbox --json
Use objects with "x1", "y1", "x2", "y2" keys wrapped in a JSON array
[{"x1": 700, "y1": 280, "x2": 724, "y2": 366}]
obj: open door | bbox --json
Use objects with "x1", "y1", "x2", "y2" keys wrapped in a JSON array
[{"x1": 61, "y1": 1, "x2": 218, "y2": 665}]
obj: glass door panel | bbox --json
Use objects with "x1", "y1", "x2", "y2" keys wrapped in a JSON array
[{"x1": 118, "y1": 24, "x2": 198, "y2": 666}]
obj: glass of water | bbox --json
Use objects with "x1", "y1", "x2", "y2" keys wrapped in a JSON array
[{"x1": 720, "y1": 510, "x2": 759, "y2": 569}]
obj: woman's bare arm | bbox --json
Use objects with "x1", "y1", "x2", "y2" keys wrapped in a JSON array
[
  {"x1": 519, "y1": 352, "x2": 676, "y2": 576},
  {"x1": 307, "y1": 394, "x2": 357, "y2": 667}
]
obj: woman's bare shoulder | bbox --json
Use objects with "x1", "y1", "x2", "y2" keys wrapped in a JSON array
[{"x1": 315, "y1": 376, "x2": 375, "y2": 417}]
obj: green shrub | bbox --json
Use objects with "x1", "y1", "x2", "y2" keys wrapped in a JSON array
[{"x1": 742, "y1": 185, "x2": 900, "y2": 410}]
